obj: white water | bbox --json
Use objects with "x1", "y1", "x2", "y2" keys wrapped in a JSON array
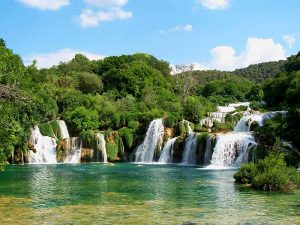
[
  {"x1": 234, "y1": 111, "x2": 288, "y2": 132},
  {"x1": 182, "y1": 133, "x2": 198, "y2": 165},
  {"x1": 134, "y1": 119, "x2": 164, "y2": 163},
  {"x1": 57, "y1": 120, "x2": 70, "y2": 139},
  {"x1": 28, "y1": 126, "x2": 57, "y2": 164},
  {"x1": 208, "y1": 132, "x2": 257, "y2": 168},
  {"x1": 95, "y1": 133, "x2": 107, "y2": 163},
  {"x1": 158, "y1": 137, "x2": 178, "y2": 164},
  {"x1": 63, "y1": 137, "x2": 82, "y2": 163}
]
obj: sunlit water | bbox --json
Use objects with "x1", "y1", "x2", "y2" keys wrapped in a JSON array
[{"x1": 0, "y1": 163, "x2": 299, "y2": 224}]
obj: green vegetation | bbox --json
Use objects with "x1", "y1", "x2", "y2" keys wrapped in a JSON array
[
  {"x1": 234, "y1": 144, "x2": 300, "y2": 192},
  {"x1": 0, "y1": 35, "x2": 299, "y2": 189}
]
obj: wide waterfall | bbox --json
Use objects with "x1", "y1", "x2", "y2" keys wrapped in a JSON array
[
  {"x1": 158, "y1": 137, "x2": 178, "y2": 164},
  {"x1": 234, "y1": 111, "x2": 288, "y2": 132},
  {"x1": 134, "y1": 119, "x2": 164, "y2": 163},
  {"x1": 57, "y1": 120, "x2": 70, "y2": 139},
  {"x1": 63, "y1": 137, "x2": 82, "y2": 163},
  {"x1": 208, "y1": 132, "x2": 257, "y2": 168},
  {"x1": 95, "y1": 133, "x2": 107, "y2": 163},
  {"x1": 28, "y1": 126, "x2": 57, "y2": 164}
]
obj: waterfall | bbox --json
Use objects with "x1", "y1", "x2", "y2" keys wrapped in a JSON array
[
  {"x1": 158, "y1": 137, "x2": 178, "y2": 164},
  {"x1": 208, "y1": 132, "x2": 257, "y2": 168},
  {"x1": 95, "y1": 133, "x2": 107, "y2": 163},
  {"x1": 134, "y1": 119, "x2": 164, "y2": 163},
  {"x1": 182, "y1": 133, "x2": 198, "y2": 165},
  {"x1": 63, "y1": 137, "x2": 82, "y2": 163},
  {"x1": 203, "y1": 135, "x2": 216, "y2": 166},
  {"x1": 57, "y1": 120, "x2": 70, "y2": 139},
  {"x1": 28, "y1": 126, "x2": 57, "y2": 164},
  {"x1": 234, "y1": 111, "x2": 288, "y2": 132}
]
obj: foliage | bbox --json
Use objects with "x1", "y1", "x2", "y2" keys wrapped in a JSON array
[{"x1": 234, "y1": 141, "x2": 300, "y2": 192}]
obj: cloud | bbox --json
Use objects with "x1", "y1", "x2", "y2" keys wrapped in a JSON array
[
  {"x1": 210, "y1": 37, "x2": 286, "y2": 71},
  {"x1": 282, "y1": 35, "x2": 296, "y2": 49},
  {"x1": 84, "y1": 0, "x2": 128, "y2": 8},
  {"x1": 78, "y1": 0, "x2": 132, "y2": 28},
  {"x1": 78, "y1": 8, "x2": 132, "y2": 28},
  {"x1": 160, "y1": 24, "x2": 193, "y2": 34},
  {"x1": 197, "y1": 0, "x2": 230, "y2": 10},
  {"x1": 17, "y1": 0, "x2": 69, "y2": 10},
  {"x1": 23, "y1": 48, "x2": 105, "y2": 68}
]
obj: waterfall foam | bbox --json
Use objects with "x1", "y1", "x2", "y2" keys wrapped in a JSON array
[
  {"x1": 95, "y1": 133, "x2": 107, "y2": 163},
  {"x1": 134, "y1": 119, "x2": 164, "y2": 163},
  {"x1": 234, "y1": 111, "x2": 288, "y2": 132},
  {"x1": 28, "y1": 126, "x2": 57, "y2": 164},
  {"x1": 182, "y1": 133, "x2": 198, "y2": 165},
  {"x1": 158, "y1": 137, "x2": 178, "y2": 164},
  {"x1": 63, "y1": 137, "x2": 82, "y2": 163},
  {"x1": 208, "y1": 132, "x2": 257, "y2": 168},
  {"x1": 57, "y1": 120, "x2": 70, "y2": 139}
]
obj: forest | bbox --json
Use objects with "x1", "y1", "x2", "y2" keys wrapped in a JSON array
[{"x1": 0, "y1": 38, "x2": 300, "y2": 190}]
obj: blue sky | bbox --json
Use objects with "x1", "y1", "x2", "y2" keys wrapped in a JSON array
[{"x1": 0, "y1": 0, "x2": 299, "y2": 70}]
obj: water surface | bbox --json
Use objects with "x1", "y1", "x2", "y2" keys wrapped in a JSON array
[{"x1": 0, "y1": 163, "x2": 299, "y2": 224}]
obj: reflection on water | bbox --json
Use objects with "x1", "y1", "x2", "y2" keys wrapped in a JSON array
[{"x1": 0, "y1": 163, "x2": 299, "y2": 224}]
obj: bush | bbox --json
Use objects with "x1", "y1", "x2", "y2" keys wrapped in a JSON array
[
  {"x1": 127, "y1": 121, "x2": 139, "y2": 130},
  {"x1": 234, "y1": 163, "x2": 258, "y2": 184},
  {"x1": 165, "y1": 115, "x2": 177, "y2": 128},
  {"x1": 119, "y1": 127, "x2": 135, "y2": 149},
  {"x1": 234, "y1": 151, "x2": 300, "y2": 192}
]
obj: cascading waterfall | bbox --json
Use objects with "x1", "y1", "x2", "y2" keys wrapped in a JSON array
[
  {"x1": 208, "y1": 132, "x2": 257, "y2": 168},
  {"x1": 234, "y1": 111, "x2": 288, "y2": 132},
  {"x1": 181, "y1": 121, "x2": 198, "y2": 165},
  {"x1": 182, "y1": 133, "x2": 198, "y2": 165},
  {"x1": 28, "y1": 126, "x2": 57, "y2": 164},
  {"x1": 95, "y1": 133, "x2": 107, "y2": 163},
  {"x1": 134, "y1": 119, "x2": 164, "y2": 163},
  {"x1": 203, "y1": 135, "x2": 216, "y2": 166},
  {"x1": 63, "y1": 137, "x2": 82, "y2": 163},
  {"x1": 158, "y1": 137, "x2": 178, "y2": 164},
  {"x1": 57, "y1": 120, "x2": 70, "y2": 139}
]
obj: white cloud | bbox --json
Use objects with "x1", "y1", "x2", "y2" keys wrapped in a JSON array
[
  {"x1": 84, "y1": 0, "x2": 128, "y2": 8},
  {"x1": 78, "y1": 8, "x2": 132, "y2": 28},
  {"x1": 210, "y1": 37, "x2": 286, "y2": 71},
  {"x1": 24, "y1": 48, "x2": 105, "y2": 68},
  {"x1": 282, "y1": 35, "x2": 296, "y2": 49},
  {"x1": 160, "y1": 24, "x2": 193, "y2": 34},
  {"x1": 17, "y1": 0, "x2": 69, "y2": 10},
  {"x1": 78, "y1": 0, "x2": 132, "y2": 28},
  {"x1": 198, "y1": 0, "x2": 230, "y2": 10}
]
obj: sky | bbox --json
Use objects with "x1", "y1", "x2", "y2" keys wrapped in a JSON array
[{"x1": 0, "y1": 0, "x2": 299, "y2": 71}]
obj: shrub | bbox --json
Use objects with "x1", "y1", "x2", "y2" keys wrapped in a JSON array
[
  {"x1": 38, "y1": 123, "x2": 55, "y2": 138},
  {"x1": 119, "y1": 127, "x2": 135, "y2": 149},
  {"x1": 165, "y1": 115, "x2": 177, "y2": 128},
  {"x1": 234, "y1": 152, "x2": 300, "y2": 192},
  {"x1": 127, "y1": 121, "x2": 139, "y2": 130},
  {"x1": 234, "y1": 163, "x2": 258, "y2": 184}
]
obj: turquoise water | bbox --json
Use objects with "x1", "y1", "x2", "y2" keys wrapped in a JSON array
[{"x1": 0, "y1": 163, "x2": 299, "y2": 224}]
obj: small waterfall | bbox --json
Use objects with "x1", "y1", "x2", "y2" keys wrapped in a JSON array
[
  {"x1": 95, "y1": 133, "x2": 107, "y2": 163},
  {"x1": 57, "y1": 120, "x2": 70, "y2": 139},
  {"x1": 182, "y1": 133, "x2": 198, "y2": 165},
  {"x1": 208, "y1": 132, "x2": 257, "y2": 168},
  {"x1": 158, "y1": 137, "x2": 178, "y2": 164},
  {"x1": 134, "y1": 119, "x2": 164, "y2": 163},
  {"x1": 203, "y1": 135, "x2": 216, "y2": 166},
  {"x1": 63, "y1": 137, "x2": 82, "y2": 163},
  {"x1": 234, "y1": 111, "x2": 288, "y2": 132},
  {"x1": 28, "y1": 126, "x2": 57, "y2": 164}
]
